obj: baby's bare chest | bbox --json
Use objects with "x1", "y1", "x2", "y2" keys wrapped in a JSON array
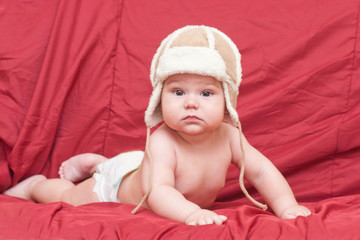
[{"x1": 174, "y1": 148, "x2": 232, "y2": 197}]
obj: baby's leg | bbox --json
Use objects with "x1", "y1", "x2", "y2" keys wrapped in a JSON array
[
  {"x1": 4, "y1": 175, "x2": 99, "y2": 206},
  {"x1": 3, "y1": 175, "x2": 46, "y2": 200},
  {"x1": 59, "y1": 153, "x2": 108, "y2": 183}
]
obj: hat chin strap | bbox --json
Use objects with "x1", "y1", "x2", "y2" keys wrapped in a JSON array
[
  {"x1": 131, "y1": 127, "x2": 153, "y2": 215},
  {"x1": 131, "y1": 123, "x2": 268, "y2": 215},
  {"x1": 237, "y1": 122, "x2": 268, "y2": 211}
]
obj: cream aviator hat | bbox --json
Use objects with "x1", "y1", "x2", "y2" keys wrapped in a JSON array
[
  {"x1": 132, "y1": 25, "x2": 267, "y2": 214},
  {"x1": 145, "y1": 25, "x2": 240, "y2": 128}
]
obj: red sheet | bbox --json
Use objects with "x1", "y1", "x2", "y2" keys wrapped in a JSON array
[{"x1": 1, "y1": 0, "x2": 360, "y2": 239}]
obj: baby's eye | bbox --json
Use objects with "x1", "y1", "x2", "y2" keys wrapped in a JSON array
[
  {"x1": 173, "y1": 89, "x2": 184, "y2": 96},
  {"x1": 201, "y1": 91, "x2": 213, "y2": 97}
]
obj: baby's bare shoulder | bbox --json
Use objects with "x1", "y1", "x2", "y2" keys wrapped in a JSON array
[
  {"x1": 219, "y1": 122, "x2": 243, "y2": 163},
  {"x1": 219, "y1": 122, "x2": 239, "y2": 139},
  {"x1": 148, "y1": 124, "x2": 177, "y2": 162},
  {"x1": 150, "y1": 124, "x2": 177, "y2": 142}
]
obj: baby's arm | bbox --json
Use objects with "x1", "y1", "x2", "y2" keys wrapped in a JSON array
[
  {"x1": 147, "y1": 183, "x2": 226, "y2": 225},
  {"x1": 232, "y1": 131, "x2": 311, "y2": 218}
]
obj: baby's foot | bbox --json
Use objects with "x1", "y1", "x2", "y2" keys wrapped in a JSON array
[
  {"x1": 59, "y1": 153, "x2": 107, "y2": 182},
  {"x1": 4, "y1": 175, "x2": 46, "y2": 200}
]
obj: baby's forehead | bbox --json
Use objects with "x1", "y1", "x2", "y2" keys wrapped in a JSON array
[{"x1": 164, "y1": 74, "x2": 221, "y2": 87}]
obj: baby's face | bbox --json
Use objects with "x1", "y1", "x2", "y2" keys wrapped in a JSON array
[{"x1": 160, "y1": 74, "x2": 225, "y2": 136}]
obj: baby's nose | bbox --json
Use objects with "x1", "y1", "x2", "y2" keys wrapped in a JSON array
[{"x1": 184, "y1": 95, "x2": 199, "y2": 109}]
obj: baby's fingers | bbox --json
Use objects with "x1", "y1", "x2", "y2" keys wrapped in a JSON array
[
  {"x1": 281, "y1": 206, "x2": 311, "y2": 219},
  {"x1": 187, "y1": 215, "x2": 227, "y2": 226},
  {"x1": 187, "y1": 220, "x2": 196, "y2": 226},
  {"x1": 202, "y1": 215, "x2": 227, "y2": 225},
  {"x1": 185, "y1": 209, "x2": 227, "y2": 226},
  {"x1": 197, "y1": 217, "x2": 212, "y2": 225},
  {"x1": 187, "y1": 217, "x2": 206, "y2": 226},
  {"x1": 213, "y1": 215, "x2": 227, "y2": 225},
  {"x1": 299, "y1": 208, "x2": 311, "y2": 217}
]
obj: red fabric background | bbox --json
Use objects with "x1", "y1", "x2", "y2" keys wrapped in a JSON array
[{"x1": 0, "y1": 0, "x2": 360, "y2": 239}]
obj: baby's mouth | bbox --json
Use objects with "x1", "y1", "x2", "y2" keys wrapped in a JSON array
[{"x1": 183, "y1": 115, "x2": 201, "y2": 122}]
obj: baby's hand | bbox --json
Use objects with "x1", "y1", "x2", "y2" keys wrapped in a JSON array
[
  {"x1": 185, "y1": 209, "x2": 227, "y2": 226},
  {"x1": 280, "y1": 205, "x2": 311, "y2": 219}
]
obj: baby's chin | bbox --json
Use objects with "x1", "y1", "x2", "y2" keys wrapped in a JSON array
[{"x1": 175, "y1": 126, "x2": 220, "y2": 140}]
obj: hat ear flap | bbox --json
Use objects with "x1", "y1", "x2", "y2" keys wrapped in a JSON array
[{"x1": 222, "y1": 82, "x2": 240, "y2": 126}]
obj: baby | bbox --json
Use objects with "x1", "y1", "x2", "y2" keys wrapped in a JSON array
[{"x1": 4, "y1": 25, "x2": 310, "y2": 225}]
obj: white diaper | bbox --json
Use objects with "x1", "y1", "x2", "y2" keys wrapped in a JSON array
[{"x1": 93, "y1": 151, "x2": 144, "y2": 203}]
